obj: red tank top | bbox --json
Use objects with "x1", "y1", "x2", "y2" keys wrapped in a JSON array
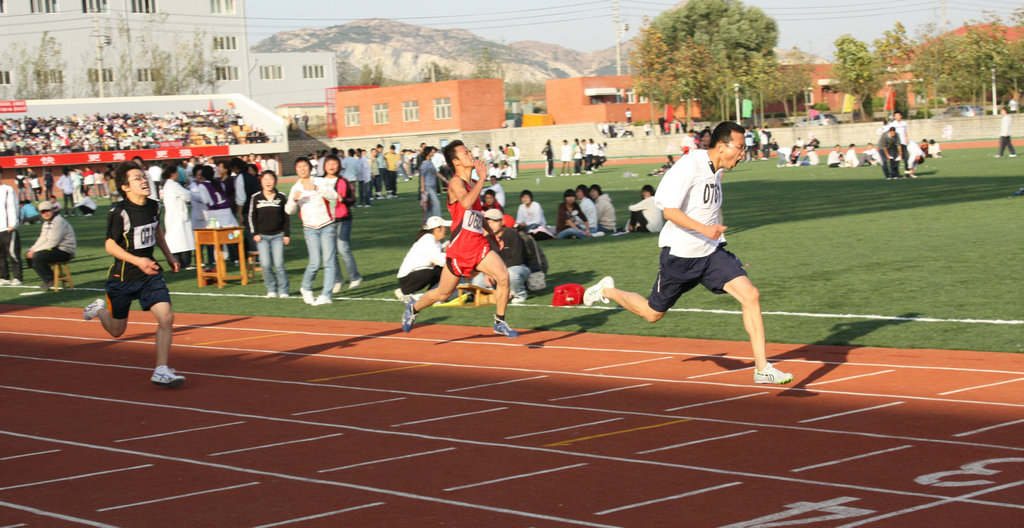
[{"x1": 446, "y1": 178, "x2": 486, "y2": 260}]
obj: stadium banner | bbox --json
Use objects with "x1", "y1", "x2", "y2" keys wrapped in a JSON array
[
  {"x1": 0, "y1": 100, "x2": 27, "y2": 113},
  {"x1": 0, "y1": 145, "x2": 230, "y2": 169}
]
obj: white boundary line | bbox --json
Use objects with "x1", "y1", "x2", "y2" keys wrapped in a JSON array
[
  {"x1": 0, "y1": 449, "x2": 60, "y2": 461},
  {"x1": 250, "y1": 502, "x2": 386, "y2": 528},
  {"x1": 114, "y1": 421, "x2": 246, "y2": 442},
  {"x1": 505, "y1": 418, "x2": 625, "y2": 440},
  {"x1": 0, "y1": 522, "x2": 28, "y2": 528},
  {"x1": 318, "y1": 448, "x2": 458, "y2": 473},
  {"x1": 208, "y1": 433, "x2": 344, "y2": 457},
  {"x1": 443, "y1": 463, "x2": 588, "y2": 492},
  {"x1": 636, "y1": 430, "x2": 759, "y2": 455},
  {"x1": 0, "y1": 501, "x2": 117, "y2": 528},
  {"x1": 594, "y1": 482, "x2": 744, "y2": 515},
  {"x1": 799, "y1": 402, "x2": 905, "y2": 424},
  {"x1": 0, "y1": 464, "x2": 153, "y2": 491},
  {"x1": 95, "y1": 481, "x2": 261, "y2": 511},
  {"x1": 806, "y1": 370, "x2": 896, "y2": 386},
  {"x1": 789, "y1": 445, "x2": 915, "y2": 473},
  {"x1": 583, "y1": 357, "x2": 675, "y2": 371},
  {"x1": 291, "y1": 397, "x2": 407, "y2": 416},
  {"x1": 11, "y1": 289, "x2": 1020, "y2": 325},
  {"x1": 938, "y1": 377, "x2": 1024, "y2": 396},
  {"x1": 391, "y1": 407, "x2": 508, "y2": 427},
  {"x1": 664, "y1": 392, "x2": 770, "y2": 412},
  {"x1": 836, "y1": 479, "x2": 1024, "y2": 527},
  {"x1": 549, "y1": 383, "x2": 652, "y2": 401},
  {"x1": 953, "y1": 419, "x2": 1024, "y2": 438},
  {"x1": 446, "y1": 376, "x2": 548, "y2": 393}
]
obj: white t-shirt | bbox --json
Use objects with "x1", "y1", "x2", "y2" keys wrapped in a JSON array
[
  {"x1": 827, "y1": 151, "x2": 843, "y2": 166},
  {"x1": 398, "y1": 234, "x2": 446, "y2": 278},
  {"x1": 655, "y1": 149, "x2": 723, "y2": 258},
  {"x1": 578, "y1": 197, "x2": 597, "y2": 230},
  {"x1": 560, "y1": 144, "x2": 572, "y2": 162},
  {"x1": 515, "y1": 201, "x2": 546, "y2": 227}
]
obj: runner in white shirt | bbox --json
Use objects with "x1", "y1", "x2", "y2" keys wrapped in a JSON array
[{"x1": 582, "y1": 122, "x2": 793, "y2": 385}]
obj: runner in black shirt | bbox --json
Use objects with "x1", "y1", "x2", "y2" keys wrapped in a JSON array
[{"x1": 83, "y1": 162, "x2": 185, "y2": 387}]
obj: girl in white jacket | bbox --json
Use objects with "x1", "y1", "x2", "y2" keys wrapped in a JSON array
[{"x1": 285, "y1": 157, "x2": 338, "y2": 305}]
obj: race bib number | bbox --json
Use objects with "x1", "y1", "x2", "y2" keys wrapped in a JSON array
[
  {"x1": 133, "y1": 221, "x2": 157, "y2": 249},
  {"x1": 462, "y1": 210, "x2": 484, "y2": 234}
]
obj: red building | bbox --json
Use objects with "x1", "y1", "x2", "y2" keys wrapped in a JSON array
[
  {"x1": 545, "y1": 75, "x2": 702, "y2": 125},
  {"x1": 332, "y1": 79, "x2": 505, "y2": 138}
]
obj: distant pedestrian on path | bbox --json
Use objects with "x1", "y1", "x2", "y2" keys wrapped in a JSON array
[{"x1": 997, "y1": 107, "x2": 1017, "y2": 158}]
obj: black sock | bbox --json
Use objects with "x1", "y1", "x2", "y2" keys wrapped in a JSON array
[{"x1": 494, "y1": 314, "x2": 505, "y2": 323}]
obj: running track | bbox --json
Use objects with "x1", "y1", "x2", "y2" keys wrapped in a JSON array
[{"x1": 2, "y1": 304, "x2": 1023, "y2": 527}]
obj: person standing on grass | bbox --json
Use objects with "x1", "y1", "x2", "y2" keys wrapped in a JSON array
[
  {"x1": 402, "y1": 140, "x2": 518, "y2": 338},
  {"x1": 285, "y1": 157, "x2": 338, "y2": 306},
  {"x1": 582, "y1": 122, "x2": 794, "y2": 385},
  {"x1": 879, "y1": 127, "x2": 902, "y2": 180},
  {"x1": 324, "y1": 154, "x2": 361, "y2": 294},
  {"x1": 248, "y1": 170, "x2": 290, "y2": 298},
  {"x1": 83, "y1": 162, "x2": 184, "y2": 388},
  {"x1": 0, "y1": 174, "x2": 24, "y2": 286},
  {"x1": 997, "y1": 107, "x2": 1017, "y2": 158}
]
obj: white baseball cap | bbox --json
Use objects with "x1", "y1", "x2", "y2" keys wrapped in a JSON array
[{"x1": 423, "y1": 216, "x2": 452, "y2": 230}]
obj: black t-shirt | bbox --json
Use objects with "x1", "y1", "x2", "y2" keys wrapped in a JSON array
[{"x1": 106, "y1": 198, "x2": 162, "y2": 282}]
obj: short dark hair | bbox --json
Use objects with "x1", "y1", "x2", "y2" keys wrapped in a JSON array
[
  {"x1": 589, "y1": 184, "x2": 602, "y2": 195},
  {"x1": 443, "y1": 140, "x2": 465, "y2": 168},
  {"x1": 563, "y1": 188, "x2": 575, "y2": 198},
  {"x1": 575, "y1": 184, "x2": 588, "y2": 195},
  {"x1": 259, "y1": 170, "x2": 277, "y2": 183},
  {"x1": 641, "y1": 184, "x2": 655, "y2": 194},
  {"x1": 294, "y1": 156, "x2": 312, "y2": 171},
  {"x1": 709, "y1": 122, "x2": 746, "y2": 148},
  {"x1": 520, "y1": 189, "x2": 533, "y2": 200},
  {"x1": 113, "y1": 162, "x2": 142, "y2": 192},
  {"x1": 228, "y1": 157, "x2": 248, "y2": 174}
]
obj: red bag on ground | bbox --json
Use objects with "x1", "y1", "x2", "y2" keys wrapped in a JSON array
[{"x1": 552, "y1": 283, "x2": 584, "y2": 306}]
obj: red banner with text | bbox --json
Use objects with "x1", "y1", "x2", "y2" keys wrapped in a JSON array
[
  {"x1": 0, "y1": 100, "x2": 27, "y2": 113},
  {"x1": 0, "y1": 145, "x2": 230, "y2": 169}
]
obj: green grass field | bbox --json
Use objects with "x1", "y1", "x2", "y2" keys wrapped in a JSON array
[{"x1": 4, "y1": 148, "x2": 1022, "y2": 353}]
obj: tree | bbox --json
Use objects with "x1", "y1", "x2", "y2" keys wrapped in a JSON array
[
  {"x1": 833, "y1": 35, "x2": 882, "y2": 120},
  {"x1": 630, "y1": 23, "x2": 713, "y2": 127},
  {"x1": 770, "y1": 62, "x2": 813, "y2": 119},
  {"x1": 5, "y1": 32, "x2": 67, "y2": 100},
  {"x1": 359, "y1": 62, "x2": 385, "y2": 86},
  {"x1": 471, "y1": 47, "x2": 505, "y2": 79},
  {"x1": 419, "y1": 61, "x2": 456, "y2": 83}
]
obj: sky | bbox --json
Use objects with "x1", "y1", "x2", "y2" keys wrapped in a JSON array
[{"x1": 244, "y1": 0, "x2": 1022, "y2": 60}]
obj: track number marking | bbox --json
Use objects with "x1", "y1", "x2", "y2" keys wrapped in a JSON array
[
  {"x1": 718, "y1": 496, "x2": 875, "y2": 527},
  {"x1": 914, "y1": 458, "x2": 1024, "y2": 487}
]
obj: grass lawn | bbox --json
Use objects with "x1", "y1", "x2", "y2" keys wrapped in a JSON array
[{"x1": 4, "y1": 147, "x2": 1022, "y2": 353}]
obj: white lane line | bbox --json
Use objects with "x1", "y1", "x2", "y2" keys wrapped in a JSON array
[
  {"x1": 250, "y1": 502, "x2": 386, "y2": 528},
  {"x1": 505, "y1": 418, "x2": 625, "y2": 440},
  {"x1": 0, "y1": 501, "x2": 117, "y2": 528},
  {"x1": 836, "y1": 478, "x2": 1024, "y2": 528},
  {"x1": 954, "y1": 419, "x2": 1024, "y2": 438},
  {"x1": 0, "y1": 464, "x2": 152, "y2": 491},
  {"x1": 208, "y1": 433, "x2": 345, "y2": 457},
  {"x1": 664, "y1": 392, "x2": 769, "y2": 412},
  {"x1": 807, "y1": 370, "x2": 897, "y2": 386},
  {"x1": 938, "y1": 377, "x2": 1024, "y2": 396},
  {"x1": 687, "y1": 367, "x2": 755, "y2": 379},
  {"x1": 549, "y1": 383, "x2": 652, "y2": 401},
  {"x1": 790, "y1": 445, "x2": 914, "y2": 473},
  {"x1": 583, "y1": 356, "x2": 674, "y2": 372},
  {"x1": 594, "y1": 482, "x2": 744, "y2": 515},
  {"x1": 291, "y1": 397, "x2": 406, "y2": 415},
  {"x1": 391, "y1": 407, "x2": 508, "y2": 427},
  {"x1": 636, "y1": 431, "x2": 758, "y2": 454},
  {"x1": 0, "y1": 449, "x2": 61, "y2": 461},
  {"x1": 443, "y1": 463, "x2": 588, "y2": 492},
  {"x1": 114, "y1": 421, "x2": 246, "y2": 442},
  {"x1": 318, "y1": 447, "x2": 457, "y2": 473},
  {"x1": 95, "y1": 481, "x2": 261, "y2": 511},
  {"x1": 446, "y1": 376, "x2": 548, "y2": 393},
  {"x1": 799, "y1": 402, "x2": 905, "y2": 424},
  {"x1": 0, "y1": 523, "x2": 28, "y2": 528}
]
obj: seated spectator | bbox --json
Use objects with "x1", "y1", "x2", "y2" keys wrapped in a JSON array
[
  {"x1": 556, "y1": 188, "x2": 591, "y2": 239},
  {"x1": 805, "y1": 133, "x2": 820, "y2": 150},
  {"x1": 827, "y1": 145, "x2": 844, "y2": 168},
  {"x1": 515, "y1": 189, "x2": 550, "y2": 237},
  {"x1": 843, "y1": 144, "x2": 860, "y2": 168},
  {"x1": 74, "y1": 195, "x2": 97, "y2": 217},
  {"x1": 25, "y1": 200, "x2": 75, "y2": 290},
  {"x1": 588, "y1": 184, "x2": 616, "y2": 233},
  {"x1": 625, "y1": 184, "x2": 663, "y2": 233},
  {"x1": 805, "y1": 148, "x2": 820, "y2": 166},
  {"x1": 485, "y1": 175, "x2": 505, "y2": 207},
  {"x1": 862, "y1": 143, "x2": 882, "y2": 166},
  {"x1": 471, "y1": 210, "x2": 531, "y2": 304},
  {"x1": 395, "y1": 216, "x2": 450, "y2": 303},
  {"x1": 929, "y1": 139, "x2": 942, "y2": 158},
  {"x1": 481, "y1": 189, "x2": 503, "y2": 214},
  {"x1": 574, "y1": 184, "x2": 600, "y2": 236},
  {"x1": 19, "y1": 200, "x2": 40, "y2": 224}
]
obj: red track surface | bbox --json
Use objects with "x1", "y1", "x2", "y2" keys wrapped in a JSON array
[{"x1": 2, "y1": 304, "x2": 1023, "y2": 527}]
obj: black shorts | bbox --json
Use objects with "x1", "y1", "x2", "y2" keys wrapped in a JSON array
[
  {"x1": 105, "y1": 274, "x2": 172, "y2": 320},
  {"x1": 647, "y1": 246, "x2": 747, "y2": 313}
]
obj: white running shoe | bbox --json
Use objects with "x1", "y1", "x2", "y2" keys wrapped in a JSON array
[
  {"x1": 332, "y1": 282, "x2": 342, "y2": 294},
  {"x1": 0, "y1": 278, "x2": 10, "y2": 286},
  {"x1": 300, "y1": 288, "x2": 315, "y2": 305},
  {"x1": 349, "y1": 279, "x2": 361, "y2": 289},
  {"x1": 312, "y1": 295, "x2": 332, "y2": 306},
  {"x1": 151, "y1": 368, "x2": 185, "y2": 388},
  {"x1": 277, "y1": 292, "x2": 290, "y2": 298},
  {"x1": 266, "y1": 292, "x2": 277, "y2": 298},
  {"x1": 754, "y1": 364, "x2": 794, "y2": 385},
  {"x1": 9, "y1": 278, "x2": 21, "y2": 286},
  {"x1": 583, "y1": 276, "x2": 614, "y2": 306},
  {"x1": 83, "y1": 298, "x2": 106, "y2": 321}
]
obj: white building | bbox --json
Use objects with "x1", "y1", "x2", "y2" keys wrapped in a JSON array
[{"x1": 0, "y1": 0, "x2": 335, "y2": 110}]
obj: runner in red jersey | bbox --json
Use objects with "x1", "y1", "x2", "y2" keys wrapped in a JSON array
[{"x1": 402, "y1": 140, "x2": 518, "y2": 337}]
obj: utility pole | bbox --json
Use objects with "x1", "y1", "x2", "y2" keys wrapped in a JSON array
[
  {"x1": 93, "y1": 13, "x2": 106, "y2": 98},
  {"x1": 734, "y1": 83, "x2": 741, "y2": 124},
  {"x1": 614, "y1": 0, "x2": 622, "y2": 75},
  {"x1": 992, "y1": 67, "x2": 998, "y2": 115}
]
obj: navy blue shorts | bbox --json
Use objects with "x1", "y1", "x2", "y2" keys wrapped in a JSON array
[
  {"x1": 647, "y1": 246, "x2": 747, "y2": 313},
  {"x1": 105, "y1": 274, "x2": 172, "y2": 320}
]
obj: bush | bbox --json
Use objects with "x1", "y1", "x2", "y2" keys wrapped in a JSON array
[{"x1": 812, "y1": 102, "x2": 831, "y2": 111}]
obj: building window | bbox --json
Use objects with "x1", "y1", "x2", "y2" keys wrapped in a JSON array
[
  {"x1": 82, "y1": 0, "x2": 106, "y2": 12},
  {"x1": 31, "y1": 0, "x2": 59, "y2": 13},
  {"x1": 215, "y1": 66, "x2": 238, "y2": 81},
  {"x1": 639, "y1": 95, "x2": 648, "y2": 103},
  {"x1": 625, "y1": 89, "x2": 637, "y2": 104},
  {"x1": 131, "y1": 0, "x2": 156, "y2": 13},
  {"x1": 209, "y1": 0, "x2": 234, "y2": 13},
  {"x1": 433, "y1": 97, "x2": 451, "y2": 120},
  {"x1": 213, "y1": 36, "x2": 237, "y2": 50},
  {"x1": 302, "y1": 64, "x2": 324, "y2": 79},
  {"x1": 136, "y1": 68, "x2": 160, "y2": 82},
  {"x1": 259, "y1": 65, "x2": 283, "y2": 80},
  {"x1": 0, "y1": 71, "x2": 11, "y2": 86},
  {"x1": 36, "y1": 69, "x2": 64, "y2": 84},
  {"x1": 372, "y1": 103, "x2": 389, "y2": 125},
  {"x1": 87, "y1": 68, "x2": 114, "y2": 83},
  {"x1": 402, "y1": 100, "x2": 419, "y2": 122},
  {"x1": 344, "y1": 106, "x2": 360, "y2": 127}
]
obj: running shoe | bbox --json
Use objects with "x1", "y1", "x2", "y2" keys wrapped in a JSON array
[
  {"x1": 349, "y1": 279, "x2": 362, "y2": 289},
  {"x1": 300, "y1": 288, "x2": 315, "y2": 305},
  {"x1": 1013, "y1": 187, "x2": 1024, "y2": 196},
  {"x1": 151, "y1": 368, "x2": 186, "y2": 388},
  {"x1": 754, "y1": 363, "x2": 794, "y2": 385},
  {"x1": 0, "y1": 278, "x2": 9, "y2": 286},
  {"x1": 332, "y1": 282, "x2": 342, "y2": 294},
  {"x1": 277, "y1": 292, "x2": 290, "y2": 298},
  {"x1": 312, "y1": 295, "x2": 332, "y2": 306},
  {"x1": 83, "y1": 298, "x2": 105, "y2": 321},
  {"x1": 401, "y1": 300, "x2": 417, "y2": 332},
  {"x1": 9, "y1": 278, "x2": 21, "y2": 286},
  {"x1": 583, "y1": 276, "x2": 614, "y2": 306},
  {"x1": 266, "y1": 292, "x2": 277, "y2": 298},
  {"x1": 493, "y1": 319, "x2": 519, "y2": 338}
]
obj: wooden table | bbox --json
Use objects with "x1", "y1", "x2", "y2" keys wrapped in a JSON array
[{"x1": 194, "y1": 227, "x2": 248, "y2": 288}]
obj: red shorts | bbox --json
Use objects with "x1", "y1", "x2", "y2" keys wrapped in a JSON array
[{"x1": 446, "y1": 243, "x2": 490, "y2": 277}]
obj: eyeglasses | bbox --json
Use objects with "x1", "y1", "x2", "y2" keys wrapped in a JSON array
[
  {"x1": 128, "y1": 176, "x2": 148, "y2": 183},
  {"x1": 725, "y1": 143, "x2": 747, "y2": 153}
]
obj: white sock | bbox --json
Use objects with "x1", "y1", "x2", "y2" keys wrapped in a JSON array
[{"x1": 154, "y1": 365, "x2": 170, "y2": 375}]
